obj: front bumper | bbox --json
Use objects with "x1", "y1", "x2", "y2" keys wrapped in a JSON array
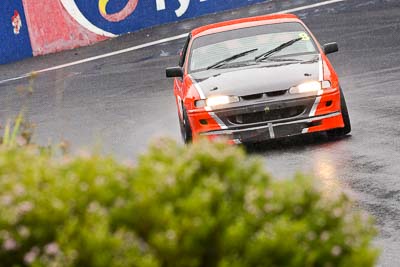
[
  {"x1": 200, "y1": 111, "x2": 341, "y2": 143},
  {"x1": 188, "y1": 90, "x2": 344, "y2": 143}
]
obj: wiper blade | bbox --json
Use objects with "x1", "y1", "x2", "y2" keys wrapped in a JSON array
[
  {"x1": 206, "y1": 48, "x2": 258, "y2": 70},
  {"x1": 254, "y1": 37, "x2": 302, "y2": 62},
  {"x1": 263, "y1": 57, "x2": 302, "y2": 62}
]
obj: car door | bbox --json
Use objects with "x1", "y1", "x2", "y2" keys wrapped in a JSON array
[{"x1": 174, "y1": 34, "x2": 191, "y2": 119}]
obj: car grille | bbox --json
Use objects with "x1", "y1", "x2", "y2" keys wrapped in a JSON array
[
  {"x1": 227, "y1": 106, "x2": 306, "y2": 124},
  {"x1": 240, "y1": 90, "x2": 287, "y2": 101}
]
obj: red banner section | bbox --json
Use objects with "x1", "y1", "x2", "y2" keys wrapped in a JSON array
[{"x1": 22, "y1": 0, "x2": 107, "y2": 56}]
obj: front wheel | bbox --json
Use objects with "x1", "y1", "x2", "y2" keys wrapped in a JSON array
[
  {"x1": 179, "y1": 109, "x2": 192, "y2": 144},
  {"x1": 327, "y1": 88, "x2": 351, "y2": 138}
]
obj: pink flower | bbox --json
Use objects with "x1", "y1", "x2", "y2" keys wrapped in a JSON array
[
  {"x1": 44, "y1": 242, "x2": 59, "y2": 255},
  {"x1": 24, "y1": 247, "x2": 39, "y2": 264},
  {"x1": 1, "y1": 195, "x2": 13, "y2": 206},
  {"x1": 3, "y1": 238, "x2": 17, "y2": 251},
  {"x1": 17, "y1": 201, "x2": 34, "y2": 215}
]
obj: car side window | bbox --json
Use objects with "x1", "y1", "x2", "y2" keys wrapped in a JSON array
[{"x1": 179, "y1": 34, "x2": 191, "y2": 68}]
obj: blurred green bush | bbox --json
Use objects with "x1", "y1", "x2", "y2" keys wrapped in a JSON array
[{"x1": 0, "y1": 139, "x2": 378, "y2": 267}]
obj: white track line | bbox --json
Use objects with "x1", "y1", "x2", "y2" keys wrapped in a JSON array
[
  {"x1": 0, "y1": 33, "x2": 188, "y2": 85},
  {"x1": 275, "y1": 0, "x2": 346, "y2": 14},
  {"x1": 0, "y1": 0, "x2": 347, "y2": 85}
]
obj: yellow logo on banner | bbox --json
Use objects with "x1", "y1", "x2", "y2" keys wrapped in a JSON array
[
  {"x1": 99, "y1": 0, "x2": 109, "y2": 15},
  {"x1": 98, "y1": 0, "x2": 139, "y2": 22}
]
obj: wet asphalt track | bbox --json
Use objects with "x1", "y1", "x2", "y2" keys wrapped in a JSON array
[{"x1": 0, "y1": 0, "x2": 400, "y2": 265}]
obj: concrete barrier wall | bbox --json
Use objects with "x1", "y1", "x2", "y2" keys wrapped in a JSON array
[{"x1": 1, "y1": 0, "x2": 267, "y2": 64}]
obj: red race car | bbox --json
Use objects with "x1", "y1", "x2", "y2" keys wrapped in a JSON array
[{"x1": 166, "y1": 14, "x2": 351, "y2": 144}]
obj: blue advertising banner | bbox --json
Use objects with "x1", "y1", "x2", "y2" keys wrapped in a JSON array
[
  {"x1": 61, "y1": 0, "x2": 268, "y2": 35},
  {"x1": 0, "y1": 0, "x2": 32, "y2": 64},
  {"x1": 1, "y1": 0, "x2": 269, "y2": 64}
]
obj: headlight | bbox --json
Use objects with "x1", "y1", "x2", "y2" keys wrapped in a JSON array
[
  {"x1": 289, "y1": 81, "x2": 321, "y2": 94},
  {"x1": 195, "y1": 95, "x2": 239, "y2": 108},
  {"x1": 289, "y1": 80, "x2": 332, "y2": 94},
  {"x1": 207, "y1": 95, "x2": 239, "y2": 107}
]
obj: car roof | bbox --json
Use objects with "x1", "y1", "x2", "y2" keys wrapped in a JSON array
[{"x1": 191, "y1": 14, "x2": 301, "y2": 38}]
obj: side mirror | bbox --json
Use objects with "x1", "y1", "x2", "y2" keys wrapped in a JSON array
[
  {"x1": 323, "y1": 42, "x2": 339, "y2": 55},
  {"x1": 166, "y1": 66, "x2": 183, "y2": 78}
]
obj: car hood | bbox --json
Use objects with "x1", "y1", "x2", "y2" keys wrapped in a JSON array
[{"x1": 189, "y1": 54, "x2": 321, "y2": 98}]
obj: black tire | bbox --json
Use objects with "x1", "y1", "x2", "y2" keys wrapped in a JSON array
[
  {"x1": 179, "y1": 109, "x2": 192, "y2": 144},
  {"x1": 327, "y1": 88, "x2": 351, "y2": 138}
]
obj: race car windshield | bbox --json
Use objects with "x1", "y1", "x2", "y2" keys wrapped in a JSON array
[
  {"x1": 188, "y1": 22, "x2": 318, "y2": 73},
  {"x1": 206, "y1": 48, "x2": 258, "y2": 70}
]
